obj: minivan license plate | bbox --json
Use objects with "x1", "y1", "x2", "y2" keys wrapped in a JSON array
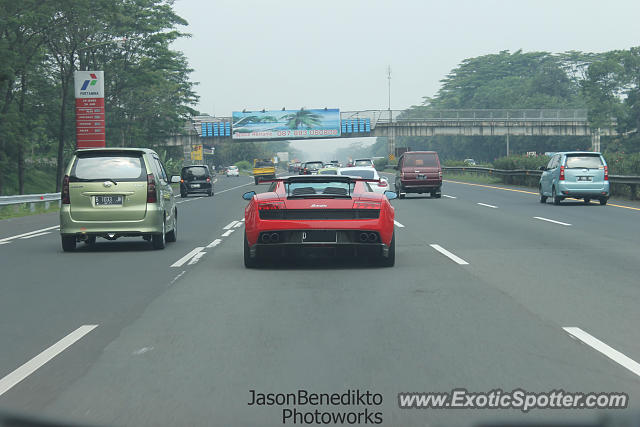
[
  {"x1": 577, "y1": 176, "x2": 592, "y2": 181},
  {"x1": 417, "y1": 174, "x2": 426, "y2": 180},
  {"x1": 95, "y1": 195, "x2": 123, "y2": 205}
]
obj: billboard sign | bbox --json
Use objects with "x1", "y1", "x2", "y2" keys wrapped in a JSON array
[
  {"x1": 74, "y1": 71, "x2": 105, "y2": 148},
  {"x1": 232, "y1": 108, "x2": 340, "y2": 140}
]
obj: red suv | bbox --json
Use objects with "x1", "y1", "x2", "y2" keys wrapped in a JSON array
[{"x1": 394, "y1": 151, "x2": 442, "y2": 199}]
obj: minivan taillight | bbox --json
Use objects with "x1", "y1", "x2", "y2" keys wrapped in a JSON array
[
  {"x1": 147, "y1": 173, "x2": 157, "y2": 203},
  {"x1": 206, "y1": 177, "x2": 211, "y2": 182},
  {"x1": 61, "y1": 175, "x2": 70, "y2": 204},
  {"x1": 604, "y1": 165, "x2": 608, "y2": 181},
  {"x1": 559, "y1": 166, "x2": 565, "y2": 181},
  {"x1": 378, "y1": 180, "x2": 388, "y2": 187}
]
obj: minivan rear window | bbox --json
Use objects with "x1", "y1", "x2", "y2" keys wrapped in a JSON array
[
  {"x1": 182, "y1": 166, "x2": 208, "y2": 178},
  {"x1": 71, "y1": 153, "x2": 145, "y2": 181},
  {"x1": 403, "y1": 153, "x2": 438, "y2": 167},
  {"x1": 565, "y1": 155, "x2": 603, "y2": 169}
]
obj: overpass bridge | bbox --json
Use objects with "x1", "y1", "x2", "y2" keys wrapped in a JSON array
[{"x1": 163, "y1": 109, "x2": 615, "y2": 154}]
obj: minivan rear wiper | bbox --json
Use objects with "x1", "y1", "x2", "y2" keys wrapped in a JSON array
[{"x1": 69, "y1": 177, "x2": 118, "y2": 185}]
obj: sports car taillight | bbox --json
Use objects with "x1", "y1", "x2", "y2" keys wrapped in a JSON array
[
  {"x1": 258, "y1": 201, "x2": 284, "y2": 210},
  {"x1": 354, "y1": 201, "x2": 381, "y2": 209}
]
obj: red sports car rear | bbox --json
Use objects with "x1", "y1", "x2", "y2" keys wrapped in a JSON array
[{"x1": 242, "y1": 175, "x2": 396, "y2": 267}]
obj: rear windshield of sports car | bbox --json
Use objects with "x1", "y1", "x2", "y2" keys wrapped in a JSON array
[
  {"x1": 404, "y1": 153, "x2": 438, "y2": 167},
  {"x1": 71, "y1": 153, "x2": 145, "y2": 181},
  {"x1": 182, "y1": 166, "x2": 208, "y2": 178},
  {"x1": 565, "y1": 155, "x2": 603, "y2": 169},
  {"x1": 340, "y1": 169, "x2": 375, "y2": 179},
  {"x1": 286, "y1": 182, "x2": 355, "y2": 197}
]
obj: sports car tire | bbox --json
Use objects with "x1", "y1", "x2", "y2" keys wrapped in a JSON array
[
  {"x1": 244, "y1": 232, "x2": 258, "y2": 268},
  {"x1": 381, "y1": 233, "x2": 395, "y2": 267}
]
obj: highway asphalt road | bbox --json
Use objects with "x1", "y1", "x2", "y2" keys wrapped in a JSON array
[{"x1": 0, "y1": 173, "x2": 639, "y2": 426}]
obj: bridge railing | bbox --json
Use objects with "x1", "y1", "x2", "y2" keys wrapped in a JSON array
[{"x1": 350, "y1": 109, "x2": 589, "y2": 125}]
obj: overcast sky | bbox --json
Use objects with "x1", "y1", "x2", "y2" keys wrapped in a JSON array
[{"x1": 172, "y1": 0, "x2": 640, "y2": 116}]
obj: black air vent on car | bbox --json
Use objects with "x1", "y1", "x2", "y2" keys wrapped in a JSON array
[{"x1": 259, "y1": 209, "x2": 380, "y2": 220}]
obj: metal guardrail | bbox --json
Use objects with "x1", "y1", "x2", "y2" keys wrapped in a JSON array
[
  {"x1": 443, "y1": 167, "x2": 640, "y2": 185},
  {"x1": 0, "y1": 193, "x2": 61, "y2": 207}
]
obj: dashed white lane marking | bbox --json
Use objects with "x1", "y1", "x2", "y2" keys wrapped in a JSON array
[
  {"x1": 188, "y1": 251, "x2": 206, "y2": 265},
  {"x1": 393, "y1": 220, "x2": 405, "y2": 228},
  {"x1": 170, "y1": 247, "x2": 205, "y2": 267},
  {"x1": 223, "y1": 221, "x2": 238, "y2": 230},
  {"x1": 0, "y1": 225, "x2": 59, "y2": 244},
  {"x1": 534, "y1": 216, "x2": 572, "y2": 226},
  {"x1": 0, "y1": 324, "x2": 98, "y2": 397},
  {"x1": 477, "y1": 202, "x2": 498, "y2": 209},
  {"x1": 206, "y1": 239, "x2": 222, "y2": 248},
  {"x1": 430, "y1": 244, "x2": 469, "y2": 265},
  {"x1": 222, "y1": 229, "x2": 234, "y2": 237},
  {"x1": 233, "y1": 221, "x2": 243, "y2": 228},
  {"x1": 169, "y1": 271, "x2": 186, "y2": 286},
  {"x1": 20, "y1": 231, "x2": 51, "y2": 239},
  {"x1": 241, "y1": 218, "x2": 245, "y2": 222},
  {"x1": 217, "y1": 182, "x2": 253, "y2": 194},
  {"x1": 563, "y1": 327, "x2": 640, "y2": 378},
  {"x1": 442, "y1": 195, "x2": 457, "y2": 199}
]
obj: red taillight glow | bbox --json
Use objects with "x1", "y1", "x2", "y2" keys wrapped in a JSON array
[
  {"x1": 355, "y1": 202, "x2": 380, "y2": 209},
  {"x1": 559, "y1": 165, "x2": 565, "y2": 181},
  {"x1": 378, "y1": 180, "x2": 388, "y2": 187},
  {"x1": 258, "y1": 201, "x2": 284, "y2": 210},
  {"x1": 206, "y1": 177, "x2": 211, "y2": 182},
  {"x1": 604, "y1": 165, "x2": 608, "y2": 181},
  {"x1": 147, "y1": 173, "x2": 157, "y2": 203},
  {"x1": 61, "y1": 175, "x2": 70, "y2": 204}
]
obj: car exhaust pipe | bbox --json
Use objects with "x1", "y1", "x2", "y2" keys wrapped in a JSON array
[
  {"x1": 270, "y1": 233, "x2": 280, "y2": 243},
  {"x1": 359, "y1": 233, "x2": 369, "y2": 243},
  {"x1": 261, "y1": 233, "x2": 271, "y2": 243},
  {"x1": 368, "y1": 233, "x2": 377, "y2": 242}
]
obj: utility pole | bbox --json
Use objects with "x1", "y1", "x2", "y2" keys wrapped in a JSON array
[{"x1": 387, "y1": 65, "x2": 395, "y2": 158}]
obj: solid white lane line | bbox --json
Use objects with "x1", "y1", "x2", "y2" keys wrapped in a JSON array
[
  {"x1": 563, "y1": 327, "x2": 640, "y2": 378},
  {"x1": 206, "y1": 239, "x2": 222, "y2": 248},
  {"x1": 477, "y1": 202, "x2": 498, "y2": 209},
  {"x1": 233, "y1": 221, "x2": 243, "y2": 228},
  {"x1": 534, "y1": 216, "x2": 572, "y2": 226},
  {"x1": 217, "y1": 182, "x2": 253, "y2": 194},
  {"x1": 222, "y1": 229, "x2": 234, "y2": 237},
  {"x1": 0, "y1": 225, "x2": 60, "y2": 243},
  {"x1": 20, "y1": 232, "x2": 51, "y2": 239},
  {"x1": 394, "y1": 220, "x2": 405, "y2": 228},
  {"x1": 170, "y1": 247, "x2": 205, "y2": 268},
  {"x1": 223, "y1": 221, "x2": 238, "y2": 230},
  {"x1": 0, "y1": 324, "x2": 98, "y2": 397},
  {"x1": 188, "y1": 251, "x2": 206, "y2": 265},
  {"x1": 442, "y1": 195, "x2": 456, "y2": 199},
  {"x1": 430, "y1": 244, "x2": 469, "y2": 265}
]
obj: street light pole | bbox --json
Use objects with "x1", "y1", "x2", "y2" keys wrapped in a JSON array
[{"x1": 387, "y1": 65, "x2": 395, "y2": 158}]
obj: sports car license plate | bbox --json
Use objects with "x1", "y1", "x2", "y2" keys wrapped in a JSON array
[
  {"x1": 302, "y1": 230, "x2": 337, "y2": 243},
  {"x1": 577, "y1": 176, "x2": 592, "y2": 181},
  {"x1": 95, "y1": 195, "x2": 123, "y2": 205},
  {"x1": 191, "y1": 183, "x2": 200, "y2": 188}
]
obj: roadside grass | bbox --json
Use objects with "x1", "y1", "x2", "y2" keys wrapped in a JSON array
[
  {"x1": 443, "y1": 172, "x2": 503, "y2": 185},
  {"x1": 0, "y1": 202, "x2": 60, "y2": 220}
]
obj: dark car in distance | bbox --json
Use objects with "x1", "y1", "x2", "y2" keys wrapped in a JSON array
[
  {"x1": 299, "y1": 161, "x2": 324, "y2": 175},
  {"x1": 180, "y1": 165, "x2": 214, "y2": 197}
]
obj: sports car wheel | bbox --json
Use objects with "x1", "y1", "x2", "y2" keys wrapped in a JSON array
[
  {"x1": 381, "y1": 233, "x2": 395, "y2": 267},
  {"x1": 244, "y1": 232, "x2": 258, "y2": 268}
]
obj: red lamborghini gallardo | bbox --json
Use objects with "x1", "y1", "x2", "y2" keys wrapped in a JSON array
[{"x1": 242, "y1": 175, "x2": 397, "y2": 268}]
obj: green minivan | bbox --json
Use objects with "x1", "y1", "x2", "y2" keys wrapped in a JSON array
[{"x1": 59, "y1": 148, "x2": 177, "y2": 251}]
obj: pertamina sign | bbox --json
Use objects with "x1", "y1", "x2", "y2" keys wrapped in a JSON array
[{"x1": 74, "y1": 71, "x2": 105, "y2": 148}]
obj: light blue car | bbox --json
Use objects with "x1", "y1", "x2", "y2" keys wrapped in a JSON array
[{"x1": 539, "y1": 152, "x2": 609, "y2": 205}]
